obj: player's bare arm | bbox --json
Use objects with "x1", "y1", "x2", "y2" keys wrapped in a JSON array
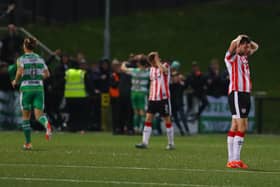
[
  {"x1": 12, "y1": 65, "x2": 23, "y2": 88},
  {"x1": 121, "y1": 61, "x2": 129, "y2": 72},
  {"x1": 228, "y1": 35, "x2": 241, "y2": 54},
  {"x1": 249, "y1": 41, "x2": 259, "y2": 55},
  {"x1": 156, "y1": 60, "x2": 168, "y2": 74},
  {"x1": 43, "y1": 69, "x2": 50, "y2": 79}
]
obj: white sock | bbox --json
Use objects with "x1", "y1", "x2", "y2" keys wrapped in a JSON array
[
  {"x1": 227, "y1": 136, "x2": 234, "y2": 162},
  {"x1": 233, "y1": 135, "x2": 244, "y2": 161},
  {"x1": 166, "y1": 126, "x2": 174, "y2": 145},
  {"x1": 142, "y1": 126, "x2": 152, "y2": 145}
]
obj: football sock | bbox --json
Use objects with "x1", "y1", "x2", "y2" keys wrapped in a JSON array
[
  {"x1": 166, "y1": 123, "x2": 174, "y2": 145},
  {"x1": 133, "y1": 114, "x2": 140, "y2": 129},
  {"x1": 140, "y1": 115, "x2": 146, "y2": 130},
  {"x1": 22, "y1": 120, "x2": 31, "y2": 144},
  {"x1": 142, "y1": 122, "x2": 152, "y2": 145},
  {"x1": 227, "y1": 131, "x2": 236, "y2": 162},
  {"x1": 233, "y1": 131, "x2": 245, "y2": 161},
  {"x1": 38, "y1": 115, "x2": 48, "y2": 129}
]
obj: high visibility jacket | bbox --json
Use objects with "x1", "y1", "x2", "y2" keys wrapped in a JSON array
[
  {"x1": 109, "y1": 72, "x2": 120, "y2": 98},
  {"x1": 64, "y1": 69, "x2": 86, "y2": 98}
]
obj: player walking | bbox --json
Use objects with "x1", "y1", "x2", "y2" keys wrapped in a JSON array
[
  {"x1": 135, "y1": 52, "x2": 174, "y2": 150},
  {"x1": 12, "y1": 37, "x2": 52, "y2": 150},
  {"x1": 225, "y1": 35, "x2": 258, "y2": 168}
]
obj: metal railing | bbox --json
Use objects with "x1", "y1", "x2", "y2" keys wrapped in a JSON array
[{"x1": 0, "y1": 26, "x2": 60, "y2": 61}]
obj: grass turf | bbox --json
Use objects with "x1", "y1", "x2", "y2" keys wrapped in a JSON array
[{"x1": 0, "y1": 131, "x2": 279, "y2": 187}]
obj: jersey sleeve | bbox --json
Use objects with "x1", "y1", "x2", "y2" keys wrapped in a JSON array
[
  {"x1": 224, "y1": 51, "x2": 236, "y2": 64},
  {"x1": 126, "y1": 68, "x2": 136, "y2": 76},
  {"x1": 17, "y1": 57, "x2": 23, "y2": 68},
  {"x1": 41, "y1": 58, "x2": 48, "y2": 70}
]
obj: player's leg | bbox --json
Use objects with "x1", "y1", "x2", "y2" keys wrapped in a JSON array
[
  {"x1": 232, "y1": 92, "x2": 250, "y2": 169},
  {"x1": 227, "y1": 91, "x2": 238, "y2": 167},
  {"x1": 135, "y1": 112, "x2": 153, "y2": 148},
  {"x1": 33, "y1": 91, "x2": 52, "y2": 140},
  {"x1": 131, "y1": 92, "x2": 140, "y2": 132},
  {"x1": 232, "y1": 118, "x2": 248, "y2": 168},
  {"x1": 138, "y1": 92, "x2": 147, "y2": 131},
  {"x1": 161, "y1": 99, "x2": 174, "y2": 149},
  {"x1": 20, "y1": 92, "x2": 32, "y2": 149},
  {"x1": 163, "y1": 115, "x2": 175, "y2": 150},
  {"x1": 226, "y1": 119, "x2": 237, "y2": 167},
  {"x1": 143, "y1": 112, "x2": 153, "y2": 144}
]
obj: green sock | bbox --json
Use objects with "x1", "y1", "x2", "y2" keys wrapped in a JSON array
[
  {"x1": 22, "y1": 120, "x2": 31, "y2": 144},
  {"x1": 38, "y1": 115, "x2": 48, "y2": 128},
  {"x1": 140, "y1": 115, "x2": 146, "y2": 130},
  {"x1": 133, "y1": 114, "x2": 140, "y2": 129}
]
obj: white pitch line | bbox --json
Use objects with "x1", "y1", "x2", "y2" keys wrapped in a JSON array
[
  {"x1": 0, "y1": 163, "x2": 279, "y2": 175},
  {"x1": 0, "y1": 176, "x2": 215, "y2": 187}
]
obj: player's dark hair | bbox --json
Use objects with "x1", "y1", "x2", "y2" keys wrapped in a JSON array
[
  {"x1": 139, "y1": 55, "x2": 148, "y2": 66},
  {"x1": 23, "y1": 37, "x2": 37, "y2": 50},
  {"x1": 239, "y1": 36, "x2": 251, "y2": 45}
]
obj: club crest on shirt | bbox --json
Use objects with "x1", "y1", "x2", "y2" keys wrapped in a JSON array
[{"x1": 241, "y1": 108, "x2": 247, "y2": 114}]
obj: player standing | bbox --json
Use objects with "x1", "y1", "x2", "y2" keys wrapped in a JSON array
[
  {"x1": 225, "y1": 35, "x2": 258, "y2": 168},
  {"x1": 135, "y1": 52, "x2": 174, "y2": 150},
  {"x1": 12, "y1": 37, "x2": 52, "y2": 150},
  {"x1": 121, "y1": 54, "x2": 150, "y2": 134}
]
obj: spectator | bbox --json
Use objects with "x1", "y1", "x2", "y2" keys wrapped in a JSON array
[
  {"x1": 170, "y1": 62, "x2": 189, "y2": 135},
  {"x1": 205, "y1": 58, "x2": 225, "y2": 97},
  {"x1": 221, "y1": 69, "x2": 230, "y2": 96},
  {"x1": 0, "y1": 24, "x2": 23, "y2": 65},
  {"x1": 109, "y1": 59, "x2": 122, "y2": 134},
  {"x1": 98, "y1": 59, "x2": 111, "y2": 93},
  {"x1": 119, "y1": 65, "x2": 133, "y2": 135},
  {"x1": 85, "y1": 63, "x2": 102, "y2": 131},
  {"x1": 185, "y1": 61, "x2": 209, "y2": 121},
  {"x1": 64, "y1": 63, "x2": 88, "y2": 133}
]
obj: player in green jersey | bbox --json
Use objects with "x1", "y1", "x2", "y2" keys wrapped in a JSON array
[
  {"x1": 11, "y1": 37, "x2": 52, "y2": 150},
  {"x1": 121, "y1": 55, "x2": 150, "y2": 133}
]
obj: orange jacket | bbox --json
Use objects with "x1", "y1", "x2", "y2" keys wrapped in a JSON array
[{"x1": 109, "y1": 72, "x2": 120, "y2": 98}]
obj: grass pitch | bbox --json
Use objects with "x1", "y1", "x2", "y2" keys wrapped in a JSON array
[{"x1": 0, "y1": 131, "x2": 279, "y2": 187}]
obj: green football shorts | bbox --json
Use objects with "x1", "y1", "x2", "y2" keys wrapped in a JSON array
[
  {"x1": 20, "y1": 91, "x2": 44, "y2": 110},
  {"x1": 131, "y1": 91, "x2": 147, "y2": 110}
]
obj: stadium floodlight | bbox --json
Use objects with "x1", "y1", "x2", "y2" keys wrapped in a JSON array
[{"x1": 104, "y1": 0, "x2": 110, "y2": 60}]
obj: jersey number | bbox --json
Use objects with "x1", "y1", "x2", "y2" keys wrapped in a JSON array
[{"x1": 30, "y1": 63, "x2": 37, "y2": 78}]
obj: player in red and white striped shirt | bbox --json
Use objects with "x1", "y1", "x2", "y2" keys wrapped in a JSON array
[
  {"x1": 135, "y1": 52, "x2": 174, "y2": 150},
  {"x1": 225, "y1": 35, "x2": 258, "y2": 169},
  {"x1": 148, "y1": 60, "x2": 170, "y2": 101}
]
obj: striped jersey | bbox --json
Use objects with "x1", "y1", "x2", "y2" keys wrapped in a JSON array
[
  {"x1": 127, "y1": 68, "x2": 150, "y2": 93},
  {"x1": 149, "y1": 62, "x2": 170, "y2": 101},
  {"x1": 224, "y1": 51, "x2": 251, "y2": 94},
  {"x1": 17, "y1": 52, "x2": 48, "y2": 92}
]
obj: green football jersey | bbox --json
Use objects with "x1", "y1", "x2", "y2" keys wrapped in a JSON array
[
  {"x1": 17, "y1": 52, "x2": 48, "y2": 92},
  {"x1": 128, "y1": 68, "x2": 150, "y2": 93}
]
